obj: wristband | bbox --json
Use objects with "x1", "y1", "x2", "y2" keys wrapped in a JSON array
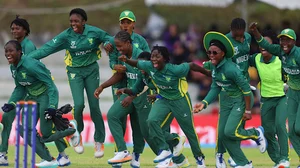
[{"x1": 245, "y1": 110, "x2": 251, "y2": 114}]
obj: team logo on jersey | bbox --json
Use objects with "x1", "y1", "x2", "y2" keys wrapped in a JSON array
[
  {"x1": 163, "y1": 75, "x2": 171, "y2": 82},
  {"x1": 52, "y1": 38, "x2": 57, "y2": 43},
  {"x1": 88, "y1": 38, "x2": 93, "y2": 45},
  {"x1": 292, "y1": 59, "x2": 296, "y2": 65},
  {"x1": 133, "y1": 43, "x2": 139, "y2": 48},
  {"x1": 221, "y1": 73, "x2": 226, "y2": 81},
  {"x1": 70, "y1": 41, "x2": 76, "y2": 49},
  {"x1": 124, "y1": 11, "x2": 130, "y2": 16},
  {"x1": 21, "y1": 72, "x2": 26, "y2": 79},
  {"x1": 234, "y1": 46, "x2": 239, "y2": 55},
  {"x1": 282, "y1": 56, "x2": 286, "y2": 63},
  {"x1": 70, "y1": 73, "x2": 76, "y2": 79}
]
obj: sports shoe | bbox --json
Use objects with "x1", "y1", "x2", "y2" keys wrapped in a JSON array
[
  {"x1": 94, "y1": 142, "x2": 104, "y2": 158},
  {"x1": 195, "y1": 156, "x2": 206, "y2": 168},
  {"x1": 155, "y1": 157, "x2": 172, "y2": 168},
  {"x1": 35, "y1": 159, "x2": 59, "y2": 167},
  {"x1": 169, "y1": 158, "x2": 190, "y2": 168},
  {"x1": 235, "y1": 161, "x2": 253, "y2": 168},
  {"x1": 216, "y1": 153, "x2": 226, "y2": 168},
  {"x1": 69, "y1": 120, "x2": 80, "y2": 147},
  {"x1": 0, "y1": 123, "x2": 3, "y2": 145},
  {"x1": 74, "y1": 135, "x2": 84, "y2": 154},
  {"x1": 173, "y1": 136, "x2": 186, "y2": 157},
  {"x1": 277, "y1": 159, "x2": 290, "y2": 168},
  {"x1": 130, "y1": 152, "x2": 140, "y2": 168},
  {"x1": 228, "y1": 157, "x2": 237, "y2": 167},
  {"x1": 112, "y1": 163, "x2": 122, "y2": 168},
  {"x1": 56, "y1": 154, "x2": 71, "y2": 167},
  {"x1": 153, "y1": 150, "x2": 173, "y2": 163},
  {"x1": 108, "y1": 150, "x2": 132, "y2": 164},
  {"x1": 255, "y1": 126, "x2": 267, "y2": 153},
  {"x1": 0, "y1": 154, "x2": 8, "y2": 166}
]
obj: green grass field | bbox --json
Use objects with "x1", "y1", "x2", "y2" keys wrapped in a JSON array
[{"x1": 8, "y1": 144, "x2": 299, "y2": 167}]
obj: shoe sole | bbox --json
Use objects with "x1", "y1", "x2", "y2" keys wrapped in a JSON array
[
  {"x1": 0, "y1": 163, "x2": 8, "y2": 166},
  {"x1": 94, "y1": 153, "x2": 104, "y2": 158},
  {"x1": 130, "y1": 163, "x2": 140, "y2": 168},
  {"x1": 153, "y1": 154, "x2": 173, "y2": 163},
  {"x1": 59, "y1": 161, "x2": 71, "y2": 167},
  {"x1": 108, "y1": 156, "x2": 132, "y2": 164}
]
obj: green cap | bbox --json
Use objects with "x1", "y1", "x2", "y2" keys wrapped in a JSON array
[
  {"x1": 277, "y1": 28, "x2": 296, "y2": 40},
  {"x1": 119, "y1": 10, "x2": 136, "y2": 22},
  {"x1": 203, "y1": 31, "x2": 234, "y2": 58}
]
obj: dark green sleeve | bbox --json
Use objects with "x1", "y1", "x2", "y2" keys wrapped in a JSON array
[
  {"x1": 137, "y1": 60, "x2": 152, "y2": 71},
  {"x1": 172, "y1": 63, "x2": 190, "y2": 77},
  {"x1": 28, "y1": 31, "x2": 67, "y2": 60},
  {"x1": 248, "y1": 53, "x2": 257, "y2": 67},
  {"x1": 202, "y1": 80, "x2": 221, "y2": 108},
  {"x1": 23, "y1": 43, "x2": 36, "y2": 55},
  {"x1": 96, "y1": 28, "x2": 112, "y2": 44},
  {"x1": 257, "y1": 36, "x2": 282, "y2": 56},
  {"x1": 203, "y1": 61, "x2": 213, "y2": 70},
  {"x1": 8, "y1": 80, "x2": 26, "y2": 106},
  {"x1": 109, "y1": 49, "x2": 120, "y2": 70},
  {"x1": 228, "y1": 66, "x2": 251, "y2": 96},
  {"x1": 131, "y1": 77, "x2": 146, "y2": 95},
  {"x1": 140, "y1": 38, "x2": 151, "y2": 52},
  {"x1": 27, "y1": 63, "x2": 58, "y2": 108}
]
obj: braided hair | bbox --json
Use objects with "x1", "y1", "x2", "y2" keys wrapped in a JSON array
[
  {"x1": 5, "y1": 40, "x2": 22, "y2": 51},
  {"x1": 231, "y1": 18, "x2": 246, "y2": 30},
  {"x1": 10, "y1": 15, "x2": 30, "y2": 36},
  {"x1": 151, "y1": 45, "x2": 170, "y2": 63},
  {"x1": 70, "y1": 8, "x2": 87, "y2": 21},
  {"x1": 115, "y1": 30, "x2": 132, "y2": 43}
]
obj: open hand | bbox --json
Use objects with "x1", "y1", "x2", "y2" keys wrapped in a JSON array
[
  {"x1": 104, "y1": 43, "x2": 113, "y2": 53},
  {"x1": 249, "y1": 22, "x2": 258, "y2": 32},
  {"x1": 94, "y1": 86, "x2": 104, "y2": 99},
  {"x1": 193, "y1": 102, "x2": 205, "y2": 113}
]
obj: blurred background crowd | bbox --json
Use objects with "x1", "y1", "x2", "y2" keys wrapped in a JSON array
[{"x1": 1, "y1": 0, "x2": 300, "y2": 114}]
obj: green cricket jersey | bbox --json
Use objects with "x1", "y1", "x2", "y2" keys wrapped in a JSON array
[
  {"x1": 108, "y1": 32, "x2": 150, "y2": 70},
  {"x1": 131, "y1": 73, "x2": 156, "y2": 95},
  {"x1": 8, "y1": 56, "x2": 58, "y2": 108},
  {"x1": 257, "y1": 36, "x2": 300, "y2": 90},
  {"x1": 137, "y1": 61, "x2": 190, "y2": 100},
  {"x1": 226, "y1": 32, "x2": 252, "y2": 82},
  {"x1": 28, "y1": 24, "x2": 111, "y2": 67},
  {"x1": 203, "y1": 60, "x2": 213, "y2": 71},
  {"x1": 122, "y1": 46, "x2": 143, "y2": 89},
  {"x1": 202, "y1": 58, "x2": 251, "y2": 107},
  {"x1": 249, "y1": 53, "x2": 285, "y2": 97},
  {"x1": 21, "y1": 37, "x2": 36, "y2": 54}
]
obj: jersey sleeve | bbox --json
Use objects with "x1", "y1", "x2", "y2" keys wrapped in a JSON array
[
  {"x1": 27, "y1": 62, "x2": 59, "y2": 108},
  {"x1": 257, "y1": 36, "x2": 282, "y2": 57},
  {"x1": 28, "y1": 31, "x2": 67, "y2": 60},
  {"x1": 8, "y1": 80, "x2": 26, "y2": 106},
  {"x1": 139, "y1": 37, "x2": 151, "y2": 52},
  {"x1": 137, "y1": 60, "x2": 152, "y2": 72},
  {"x1": 228, "y1": 66, "x2": 251, "y2": 96},
  {"x1": 202, "y1": 80, "x2": 221, "y2": 108},
  {"x1": 172, "y1": 63, "x2": 190, "y2": 77},
  {"x1": 23, "y1": 42, "x2": 36, "y2": 54},
  {"x1": 96, "y1": 28, "x2": 112, "y2": 44},
  {"x1": 131, "y1": 77, "x2": 146, "y2": 95},
  {"x1": 203, "y1": 61, "x2": 213, "y2": 70}
]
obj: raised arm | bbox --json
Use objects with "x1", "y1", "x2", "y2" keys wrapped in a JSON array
[
  {"x1": 189, "y1": 62, "x2": 211, "y2": 77},
  {"x1": 118, "y1": 55, "x2": 138, "y2": 67}
]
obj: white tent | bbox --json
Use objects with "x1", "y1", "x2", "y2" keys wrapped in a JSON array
[
  {"x1": 145, "y1": 0, "x2": 234, "y2": 7},
  {"x1": 258, "y1": 0, "x2": 300, "y2": 10}
]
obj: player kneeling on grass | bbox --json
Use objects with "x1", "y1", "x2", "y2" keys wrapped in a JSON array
[
  {"x1": 1, "y1": 40, "x2": 80, "y2": 167},
  {"x1": 193, "y1": 31, "x2": 267, "y2": 168}
]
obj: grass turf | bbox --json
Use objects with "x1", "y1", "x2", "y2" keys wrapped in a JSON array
[{"x1": 8, "y1": 144, "x2": 299, "y2": 167}]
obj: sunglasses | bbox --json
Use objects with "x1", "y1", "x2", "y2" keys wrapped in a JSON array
[{"x1": 206, "y1": 50, "x2": 221, "y2": 55}]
